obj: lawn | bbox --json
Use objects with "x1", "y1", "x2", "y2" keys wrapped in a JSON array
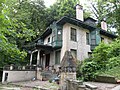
[{"x1": 98, "y1": 66, "x2": 120, "y2": 80}]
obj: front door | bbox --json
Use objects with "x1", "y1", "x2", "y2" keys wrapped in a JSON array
[{"x1": 45, "y1": 54, "x2": 50, "y2": 67}]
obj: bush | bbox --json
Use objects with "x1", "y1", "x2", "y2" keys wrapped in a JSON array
[
  {"x1": 78, "y1": 40, "x2": 120, "y2": 81},
  {"x1": 106, "y1": 56, "x2": 120, "y2": 69}
]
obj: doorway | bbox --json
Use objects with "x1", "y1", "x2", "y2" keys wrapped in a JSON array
[
  {"x1": 0, "y1": 68, "x2": 3, "y2": 82},
  {"x1": 45, "y1": 54, "x2": 50, "y2": 67}
]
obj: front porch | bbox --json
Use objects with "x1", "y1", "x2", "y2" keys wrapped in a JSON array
[{"x1": 29, "y1": 44, "x2": 55, "y2": 69}]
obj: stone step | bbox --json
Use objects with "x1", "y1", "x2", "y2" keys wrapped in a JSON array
[
  {"x1": 41, "y1": 70, "x2": 58, "y2": 81},
  {"x1": 85, "y1": 83, "x2": 97, "y2": 90}
]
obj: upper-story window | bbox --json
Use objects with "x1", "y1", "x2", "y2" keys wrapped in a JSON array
[
  {"x1": 71, "y1": 49, "x2": 77, "y2": 59},
  {"x1": 48, "y1": 37, "x2": 50, "y2": 43},
  {"x1": 86, "y1": 32, "x2": 90, "y2": 45},
  {"x1": 71, "y1": 28, "x2": 77, "y2": 41},
  {"x1": 91, "y1": 34, "x2": 96, "y2": 45}
]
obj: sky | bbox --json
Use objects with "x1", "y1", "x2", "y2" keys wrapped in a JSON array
[
  {"x1": 44, "y1": 0, "x2": 56, "y2": 7},
  {"x1": 44, "y1": 0, "x2": 90, "y2": 7}
]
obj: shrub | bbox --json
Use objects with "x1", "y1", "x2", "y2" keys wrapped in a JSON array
[{"x1": 78, "y1": 40, "x2": 120, "y2": 81}]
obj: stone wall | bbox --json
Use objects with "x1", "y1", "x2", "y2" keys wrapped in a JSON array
[
  {"x1": 2, "y1": 70, "x2": 36, "y2": 83},
  {"x1": 2, "y1": 65, "x2": 36, "y2": 83},
  {"x1": 64, "y1": 79, "x2": 98, "y2": 90}
]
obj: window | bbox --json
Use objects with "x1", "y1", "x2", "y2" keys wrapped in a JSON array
[
  {"x1": 55, "y1": 50, "x2": 61, "y2": 64},
  {"x1": 86, "y1": 33, "x2": 90, "y2": 45},
  {"x1": 88, "y1": 52, "x2": 92, "y2": 58},
  {"x1": 48, "y1": 37, "x2": 50, "y2": 43},
  {"x1": 71, "y1": 28, "x2": 77, "y2": 41},
  {"x1": 4, "y1": 73, "x2": 8, "y2": 81},
  {"x1": 101, "y1": 37, "x2": 104, "y2": 42},
  {"x1": 52, "y1": 30, "x2": 56, "y2": 42},
  {"x1": 71, "y1": 49, "x2": 77, "y2": 59},
  {"x1": 91, "y1": 35, "x2": 96, "y2": 45}
]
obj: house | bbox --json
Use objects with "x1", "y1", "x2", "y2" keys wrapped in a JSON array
[{"x1": 28, "y1": 4, "x2": 117, "y2": 70}]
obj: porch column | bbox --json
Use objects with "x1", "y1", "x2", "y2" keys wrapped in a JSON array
[
  {"x1": 37, "y1": 50, "x2": 40, "y2": 65},
  {"x1": 30, "y1": 53, "x2": 33, "y2": 65}
]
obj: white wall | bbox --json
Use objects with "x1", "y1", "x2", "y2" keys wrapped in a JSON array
[
  {"x1": 101, "y1": 35, "x2": 113, "y2": 44},
  {"x1": 61, "y1": 23, "x2": 91, "y2": 61},
  {"x1": 44, "y1": 34, "x2": 52, "y2": 45},
  {"x1": 2, "y1": 71, "x2": 36, "y2": 83},
  {"x1": 50, "y1": 51, "x2": 55, "y2": 66}
]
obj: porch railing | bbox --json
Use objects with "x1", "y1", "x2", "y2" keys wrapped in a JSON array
[{"x1": 3, "y1": 65, "x2": 37, "y2": 71}]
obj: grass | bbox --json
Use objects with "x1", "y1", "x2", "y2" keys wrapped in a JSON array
[{"x1": 98, "y1": 66, "x2": 120, "y2": 80}]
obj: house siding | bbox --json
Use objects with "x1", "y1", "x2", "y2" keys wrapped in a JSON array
[
  {"x1": 44, "y1": 34, "x2": 52, "y2": 45},
  {"x1": 61, "y1": 23, "x2": 91, "y2": 61},
  {"x1": 40, "y1": 23, "x2": 114, "y2": 68},
  {"x1": 101, "y1": 35, "x2": 113, "y2": 44}
]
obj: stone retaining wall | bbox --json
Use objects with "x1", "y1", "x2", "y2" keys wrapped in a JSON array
[
  {"x1": 2, "y1": 65, "x2": 37, "y2": 83},
  {"x1": 64, "y1": 79, "x2": 98, "y2": 90}
]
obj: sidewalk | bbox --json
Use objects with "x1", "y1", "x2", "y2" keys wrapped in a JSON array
[{"x1": 84, "y1": 82, "x2": 119, "y2": 90}]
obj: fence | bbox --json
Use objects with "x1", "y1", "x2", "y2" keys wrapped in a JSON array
[
  {"x1": 2, "y1": 65, "x2": 37, "y2": 83},
  {"x1": 3, "y1": 65, "x2": 37, "y2": 71}
]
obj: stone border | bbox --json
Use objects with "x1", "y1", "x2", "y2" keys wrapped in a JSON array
[{"x1": 95, "y1": 75, "x2": 117, "y2": 83}]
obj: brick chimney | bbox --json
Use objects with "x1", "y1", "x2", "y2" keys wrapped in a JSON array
[
  {"x1": 101, "y1": 20, "x2": 107, "y2": 31},
  {"x1": 76, "y1": 4, "x2": 83, "y2": 21}
]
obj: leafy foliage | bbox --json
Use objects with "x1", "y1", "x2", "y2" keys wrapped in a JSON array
[
  {"x1": 46, "y1": 0, "x2": 91, "y2": 26},
  {"x1": 91, "y1": 0, "x2": 120, "y2": 36},
  {"x1": 78, "y1": 39, "x2": 120, "y2": 81}
]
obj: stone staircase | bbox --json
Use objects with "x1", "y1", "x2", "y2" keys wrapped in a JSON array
[{"x1": 41, "y1": 70, "x2": 58, "y2": 81}]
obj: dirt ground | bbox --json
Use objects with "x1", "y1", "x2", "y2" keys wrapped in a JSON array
[{"x1": 0, "y1": 81, "x2": 120, "y2": 90}]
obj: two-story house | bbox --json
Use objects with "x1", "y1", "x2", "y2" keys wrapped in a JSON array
[{"x1": 28, "y1": 4, "x2": 117, "y2": 69}]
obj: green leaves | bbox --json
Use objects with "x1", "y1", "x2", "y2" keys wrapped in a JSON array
[{"x1": 78, "y1": 39, "x2": 120, "y2": 81}]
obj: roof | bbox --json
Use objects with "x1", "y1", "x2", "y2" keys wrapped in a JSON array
[
  {"x1": 57, "y1": 16, "x2": 117, "y2": 38},
  {"x1": 84, "y1": 17, "x2": 97, "y2": 22},
  {"x1": 40, "y1": 27, "x2": 52, "y2": 39},
  {"x1": 36, "y1": 43, "x2": 53, "y2": 51},
  {"x1": 40, "y1": 16, "x2": 117, "y2": 39}
]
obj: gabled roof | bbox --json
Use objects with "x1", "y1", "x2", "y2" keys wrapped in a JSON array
[{"x1": 40, "y1": 16, "x2": 117, "y2": 39}]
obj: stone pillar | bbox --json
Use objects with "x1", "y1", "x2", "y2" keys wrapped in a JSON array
[
  {"x1": 30, "y1": 53, "x2": 33, "y2": 65},
  {"x1": 37, "y1": 50, "x2": 40, "y2": 65},
  {"x1": 37, "y1": 67, "x2": 42, "y2": 80},
  {"x1": 60, "y1": 72, "x2": 77, "y2": 90}
]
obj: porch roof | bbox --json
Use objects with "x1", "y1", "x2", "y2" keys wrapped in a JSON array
[{"x1": 36, "y1": 43, "x2": 53, "y2": 51}]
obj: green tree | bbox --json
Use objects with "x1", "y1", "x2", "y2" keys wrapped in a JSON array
[
  {"x1": 91, "y1": 0, "x2": 120, "y2": 36},
  {"x1": 79, "y1": 39, "x2": 120, "y2": 81},
  {"x1": 46, "y1": 0, "x2": 91, "y2": 26},
  {"x1": 0, "y1": 0, "x2": 27, "y2": 67},
  {"x1": 6, "y1": 0, "x2": 47, "y2": 47}
]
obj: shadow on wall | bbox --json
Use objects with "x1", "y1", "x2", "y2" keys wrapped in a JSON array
[{"x1": 0, "y1": 68, "x2": 3, "y2": 82}]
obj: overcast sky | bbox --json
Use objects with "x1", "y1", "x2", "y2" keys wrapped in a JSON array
[
  {"x1": 44, "y1": 0, "x2": 56, "y2": 7},
  {"x1": 44, "y1": 0, "x2": 90, "y2": 7}
]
